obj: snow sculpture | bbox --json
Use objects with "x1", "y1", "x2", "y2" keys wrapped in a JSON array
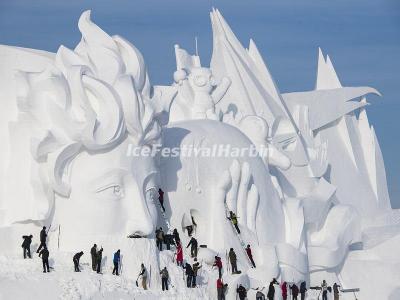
[
  {"x1": 203, "y1": 9, "x2": 398, "y2": 299},
  {"x1": 0, "y1": 11, "x2": 176, "y2": 254},
  {"x1": 161, "y1": 120, "x2": 286, "y2": 285},
  {"x1": 0, "y1": 8, "x2": 399, "y2": 300},
  {"x1": 170, "y1": 45, "x2": 231, "y2": 121}
]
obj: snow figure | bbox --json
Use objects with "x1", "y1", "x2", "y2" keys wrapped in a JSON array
[{"x1": 170, "y1": 45, "x2": 231, "y2": 121}]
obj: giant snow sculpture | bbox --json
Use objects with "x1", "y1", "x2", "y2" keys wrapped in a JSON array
[{"x1": 0, "y1": 8, "x2": 399, "y2": 299}]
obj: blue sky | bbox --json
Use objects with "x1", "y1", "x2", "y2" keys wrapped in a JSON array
[{"x1": 1, "y1": 0, "x2": 399, "y2": 207}]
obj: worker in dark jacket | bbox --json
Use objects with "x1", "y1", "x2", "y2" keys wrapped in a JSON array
[
  {"x1": 164, "y1": 234, "x2": 175, "y2": 250},
  {"x1": 112, "y1": 249, "x2": 120, "y2": 276},
  {"x1": 73, "y1": 251, "x2": 84, "y2": 272},
  {"x1": 184, "y1": 263, "x2": 194, "y2": 288},
  {"x1": 300, "y1": 281, "x2": 307, "y2": 300},
  {"x1": 173, "y1": 228, "x2": 180, "y2": 245},
  {"x1": 160, "y1": 267, "x2": 169, "y2": 291},
  {"x1": 291, "y1": 283, "x2": 299, "y2": 300},
  {"x1": 186, "y1": 237, "x2": 198, "y2": 258},
  {"x1": 96, "y1": 247, "x2": 103, "y2": 274},
  {"x1": 267, "y1": 278, "x2": 278, "y2": 300},
  {"x1": 333, "y1": 282, "x2": 340, "y2": 300},
  {"x1": 236, "y1": 284, "x2": 247, "y2": 300},
  {"x1": 228, "y1": 248, "x2": 239, "y2": 274},
  {"x1": 21, "y1": 234, "x2": 33, "y2": 259},
  {"x1": 158, "y1": 188, "x2": 166, "y2": 212},
  {"x1": 39, "y1": 246, "x2": 50, "y2": 273},
  {"x1": 90, "y1": 244, "x2": 97, "y2": 271},
  {"x1": 155, "y1": 227, "x2": 164, "y2": 251},
  {"x1": 36, "y1": 226, "x2": 47, "y2": 253},
  {"x1": 192, "y1": 261, "x2": 202, "y2": 287}
]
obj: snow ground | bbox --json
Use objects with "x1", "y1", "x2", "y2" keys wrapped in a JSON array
[
  {"x1": 0, "y1": 249, "x2": 209, "y2": 300},
  {"x1": 0, "y1": 251, "x2": 343, "y2": 300}
]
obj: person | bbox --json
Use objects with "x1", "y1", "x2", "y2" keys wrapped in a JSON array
[
  {"x1": 256, "y1": 290, "x2": 266, "y2": 300},
  {"x1": 139, "y1": 263, "x2": 148, "y2": 290},
  {"x1": 321, "y1": 280, "x2": 328, "y2": 300},
  {"x1": 173, "y1": 228, "x2": 180, "y2": 245},
  {"x1": 176, "y1": 242, "x2": 183, "y2": 267},
  {"x1": 217, "y1": 278, "x2": 226, "y2": 300},
  {"x1": 236, "y1": 284, "x2": 247, "y2": 300},
  {"x1": 38, "y1": 246, "x2": 50, "y2": 273},
  {"x1": 333, "y1": 282, "x2": 340, "y2": 300},
  {"x1": 155, "y1": 227, "x2": 164, "y2": 251},
  {"x1": 158, "y1": 188, "x2": 165, "y2": 212},
  {"x1": 300, "y1": 281, "x2": 307, "y2": 300},
  {"x1": 228, "y1": 248, "x2": 238, "y2": 274},
  {"x1": 160, "y1": 267, "x2": 169, "y2": 291},
  {"x1": 22, "y1": 234, "x2": 33, "y2": 259},
  {"x1": 186, "y1": 225, "x2": 193, "y2": 236},
  {"x1": 36, "y1": 226, "x2": 47, "y2": 253},
  {"x1": 96, "y1": 247, "x2": 103, "y2": 274},
  {"x1": 281, "y1": 281, "x2": 288, "y2": 300},
  {"x1": 112, "y1": 249, "x2": 120, "y2": 276},
  {"x1": 164, "y1": 234, "x2": 175, "y2": 250},
  {"x1": 245, "y1": 244, "x2": 256, "y2": 268},
  {"x1": 73, "y1": 251, "x2": 84, "y2": 272},
  {"x1": 267, "y1": 278, "x2": 278, "y2": 300},
  {"x1": 184, "y1": 262, "x2": 194, "y2": 288},
  {"x1": 192, "y1": 261, "x2": 201, "y2": 287},
  {"x1": 228, "y1": 211, "x2": 240, "y2": 234},
  {"x1": 90, "y1": 244, "x2": 97, "y2": 271},
  {"x1": 291, "y1": 283, "x2": 299, "y2": 300},
  {"x1": 186, "y1": 237, "x2": 198, "y2": 258},
  {"x1": 213, "y1": 256, "x2": 223, "y2": 279}
]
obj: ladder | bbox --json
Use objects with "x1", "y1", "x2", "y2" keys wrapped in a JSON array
[
  {"x1": 223, "y1": 202, "x2": 254, "y2": 268},
  {"x1": 147, "y1": 187, "x2": 173, "y2": 233}
]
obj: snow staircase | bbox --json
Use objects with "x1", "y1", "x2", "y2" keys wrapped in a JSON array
[{"x1": 223, "y1": 202, "x2": 254, "y2": 268}]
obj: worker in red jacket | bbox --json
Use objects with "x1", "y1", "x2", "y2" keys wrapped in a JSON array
[
  {"x1": 213, "y1": 256, "x2": 223, "y2": 278},
  {"x1": 217, "y1": 278, "x2": 227, "y2": 300},
  {"x1": 245, "y1": 244, "x2": 256, "y2": 268},
  {"x1": 176, "y1": 242, "x2": 183, "y2": 267}
]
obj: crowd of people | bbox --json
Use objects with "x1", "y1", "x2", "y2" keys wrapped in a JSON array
[
  {"x1": 19, "y1": 188, "x2": 342, "y2": 299},
  {"x1": 232, "y1": 279, "x2": 341, "y2": 300}
]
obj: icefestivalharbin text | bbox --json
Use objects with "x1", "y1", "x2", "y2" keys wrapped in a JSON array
[
  {"x1": 126, "y1": 143, "x2": 273, "y2": 158},
  {"x1": 0, "y1": 8, "x2": 399, "y2": 300}
]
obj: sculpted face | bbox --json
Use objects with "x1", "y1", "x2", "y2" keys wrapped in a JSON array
[
  {"x1": 53, "y1": 139, "x2": 158, "y2": 249},
  {"x1": 0, "y1": 11, "x2": 178, "y2": 254}
]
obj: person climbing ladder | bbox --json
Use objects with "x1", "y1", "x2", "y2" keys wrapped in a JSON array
[
  {"x1": 227, "y1": 211, "x2": 240, "y2": 234},
  {"x1": 158, "y1": 188, "x2": 166, "y2": 212},
  {"x1": 245, "y1": 244, "x2": 256, "y2": 268}
]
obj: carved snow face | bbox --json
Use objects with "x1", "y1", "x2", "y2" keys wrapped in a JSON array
[
  {"x1": 53, "y1": 139, "x2": 158, "y2": 249},
  {"x1": 0, "y1": 11, "x2": 173, "y2": 252},
  {"x1": 188, "y1": 68, "x2": 215, "y2": 93}
]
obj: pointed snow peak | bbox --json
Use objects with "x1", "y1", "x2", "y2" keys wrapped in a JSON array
[
  {"x1": 315, "y1": 49, "x2": 342, "y2": 90},
  {"x1": 247, "y1": 38, "x2": 283, "y2": 104},
  {"x1": 318, "y1": 47, "x2": 325, "y2": 65},
  {"x1": 326, "y1": 55, "x2": 342, "y2": 88},
  {"x1": 248, "y1": 38, "x2": 256, "y2": 52}
]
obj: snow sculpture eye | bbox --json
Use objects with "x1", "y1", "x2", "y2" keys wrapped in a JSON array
[
  {"x1": 96, "y1": 184, "x2": 124, "y2": 200},
  {"x1": 113, "y1": 185, "x2": 122, "y2": 196}
]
